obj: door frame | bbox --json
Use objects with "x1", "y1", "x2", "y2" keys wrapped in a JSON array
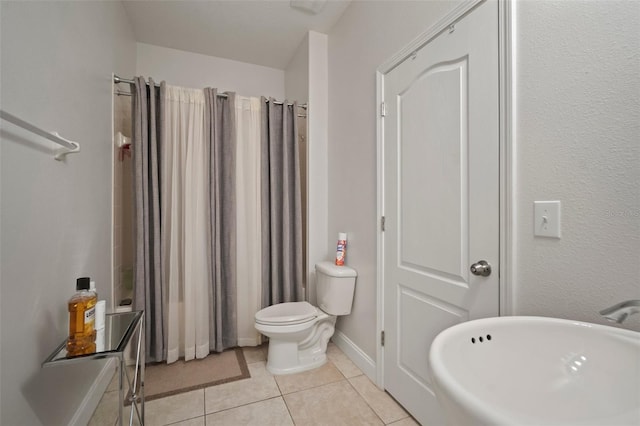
[{"x1": 375, "y1": 0, "x2": 515, "y2": 388}]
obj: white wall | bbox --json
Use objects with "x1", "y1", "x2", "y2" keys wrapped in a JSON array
[
  {"x1": 513, "y1": 0, "x2": 640, "y2": 329},
  {"x1": 285, "y1": 33, "x2": 312, "y2": 299},
  {"x1": 285, "y1": 34, "x2": 309, "y2": 103},
  {"x1": 327, "y1": 0, "x2": 463, "y2": 363},
  {"x1": 327, "y1": 0, "x2": 640, "y2": 370},
  {"x1": 307, "y1": 31, "x2": 330, "y2": 307},
  {"x1": 0, "y1": 2, "x2": 136, "y2": 424},
  {"x1": 284, "y1": 31, "x2": 330, "y2": 311},
  {"x1": 137, "y1": 42, "x2": 285, "y2": 98}
]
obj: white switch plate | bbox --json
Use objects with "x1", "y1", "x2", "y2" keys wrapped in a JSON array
[{"x1": 534, "y1": 201, "x2": 561, "y2": 238}]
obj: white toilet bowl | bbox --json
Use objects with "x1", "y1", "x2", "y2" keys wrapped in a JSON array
[
  {"x1": 254, "y1": 262, "x2": 357, "y2": 375},
  {"x1": 255, "y1": 301, "x2": 336, "y2": 374}
]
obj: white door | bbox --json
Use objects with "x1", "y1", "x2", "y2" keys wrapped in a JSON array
[{"x1": 382, "y1": 1, "x2": 499, "y2": 424}]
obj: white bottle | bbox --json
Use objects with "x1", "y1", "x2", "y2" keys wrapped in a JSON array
[
  {"x1": 95, "y1": 300, "x2": 106, "y2": 352},
  {"x1": 335, "y1": 232, "x2": 347, "y2": 266},
  {"x1": 90, "y1": 280, "x2": 107, "y2": 352}
]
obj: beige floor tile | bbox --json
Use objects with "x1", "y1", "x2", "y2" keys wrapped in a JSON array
[
  {"x1": 106, "y1": 365, "x2": 136, "y2": 394},
  {"x1": 242, "y1": 345, "x2": 267, "y2": 364},
  {"x1": 97, "y1": 345, "x2": 415, "y2": 426},
  {"x1": 387, "y1": 416, "x2": 420, "y2": 426},
  {"x1": 349, "y1": 375, "x2": 409, "y2": 424},
  {"x1": 102, "y1": 401, "x2": 142, "y2": 426},
  {"x1": 167, "y1": 416, "x2": 205, "y2": 426},
  {"x1": 144, "y1": 389, "x2": 204, "y2": 426},
  {"x1": 327, "y1": 343, "x2": 363, "y2": 378},
  {"x1": 128, "y1": 411, "x2": 142, "y2": 426},
  {"x1": 204, "y1": 361, "x2": 280, "y2": 414},
  {"x1": 284, "y1": 380, "x2": 383, "y2": 426},
  {"x1": 205, "y1": 397, "x2": 293, "y2": 426},
  {"x1": 107, "y1": 369, "x2": 119, "y2": 392},
  {"x1": 88, "y1": 390, "x2": 118, "y2": 426},
  {"x1": 275, "y1": 361, "x2": 344, "y2": 394}
]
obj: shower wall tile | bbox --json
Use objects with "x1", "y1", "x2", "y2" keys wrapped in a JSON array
[
  {"x1": 113, "y1": 91, "x2": 133, "y2": 307},
  {"x1": 114, "y1": 95, "x2": 132, "y2": 138},
  {"x1": 121, "y1": 155, "x2": 134, "y2": 267}
]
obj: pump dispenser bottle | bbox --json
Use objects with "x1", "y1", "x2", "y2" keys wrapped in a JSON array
[{"x1": 67, "y1": 277, "x2": 97, "y2": 356}]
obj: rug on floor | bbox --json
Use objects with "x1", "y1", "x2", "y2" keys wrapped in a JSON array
[{"x1": 127, "y1": 347, "x2": 250, "y2": 404}]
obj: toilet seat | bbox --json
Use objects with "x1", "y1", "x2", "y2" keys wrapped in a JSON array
[{"x1": 255, "y1": 301, "x2": 318, "y2": 326}]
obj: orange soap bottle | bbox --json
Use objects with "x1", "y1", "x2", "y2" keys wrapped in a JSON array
[{"x1": 66, "y1": 277, "x2": 97, "y2": 356}]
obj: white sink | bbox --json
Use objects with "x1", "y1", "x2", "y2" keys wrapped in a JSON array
[{"x1": 428, "y1": 316, "x2": 640, "y2": 425}]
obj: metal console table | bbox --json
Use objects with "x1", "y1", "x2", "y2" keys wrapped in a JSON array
[{"x1": 43, "y1": 311, "x2": 145, "y2": 425}]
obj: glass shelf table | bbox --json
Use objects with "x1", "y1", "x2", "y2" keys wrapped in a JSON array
[{"x1": 43, "y1": 311, "x2": 145, "y2": 425}]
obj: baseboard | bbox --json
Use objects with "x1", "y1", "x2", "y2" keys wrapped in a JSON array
[
  {"x1": 238, "y1": 337, "x2": 261, "y2": 347},
  {"x1": 331, "y1": 329, "x2": 376, "y2": 381},
  {"x1": 68, "y1": 358, "x2": 116, "y2": 426}
]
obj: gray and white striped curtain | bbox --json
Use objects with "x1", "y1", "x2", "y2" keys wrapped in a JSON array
[
  {"x1": 133, "y1": 79, "x2": 238, "y2": 362},
  {"x1": 205, "y1": 88, "x2": 238, "y2": 352},
  {"x1": 133, "y1": 77, "x2": 166, "y2": 363},
  {"x1": 134, "y1": 84, "x2": 303, "y2": 361},
  {"x1": 261, "y1": 97, "x2": 304, "y2": 307}
]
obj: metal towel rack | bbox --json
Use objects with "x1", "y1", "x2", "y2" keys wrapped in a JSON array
[{"x1": 0, "y1": 110, "x2": 80, "y2": 160}]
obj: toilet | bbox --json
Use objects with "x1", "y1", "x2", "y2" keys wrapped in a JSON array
[{"x1": 254, "y1": 261, "x2": 357, "y2": 375}]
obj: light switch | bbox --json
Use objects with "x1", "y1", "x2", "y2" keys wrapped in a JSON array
[{"x1": 534, "y1": 201, "x2": 561, "y2": 238}]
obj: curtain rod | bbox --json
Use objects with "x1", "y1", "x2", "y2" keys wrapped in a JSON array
[
  {"x1": 114, "y1": 75, "x2": 307, "y2": 109},
  {"x1": 0, "y1": 110, "x2": 81, "y2": 160}
]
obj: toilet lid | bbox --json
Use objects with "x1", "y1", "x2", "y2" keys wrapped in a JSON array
[{"x1": 255, "y1": 301, "x2": 317, "y2": 325}]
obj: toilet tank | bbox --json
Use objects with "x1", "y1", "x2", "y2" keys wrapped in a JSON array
[{"x1": 315, "y1": 261, "x2": 357, "y2": 315}]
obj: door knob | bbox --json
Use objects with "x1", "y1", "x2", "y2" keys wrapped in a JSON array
[{"x1": 470, "y1": 260, "x2": 491, "y2": 277}]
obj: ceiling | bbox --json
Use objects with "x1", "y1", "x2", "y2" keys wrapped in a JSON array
[{"x1": 122, "y1": 0, "x2": 352, "y2": 70}]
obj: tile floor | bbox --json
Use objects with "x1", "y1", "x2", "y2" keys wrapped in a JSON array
[{"x1": 89, "y1": 342, "x2": 418, "y2": 426}]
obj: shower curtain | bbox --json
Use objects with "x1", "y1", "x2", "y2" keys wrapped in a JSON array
[
  {"x1": 162, "y1": 86, "x2": 210, "y2": 363},
  {"x1": 133, "y1": 78, "x2": 302, "y2": 361},
  {"x1": 235, "y1": 97, "x2": 263, "y2": 346},
  {"x1": 205, "y1": 88, "x2": 238, "y2": 353},
  {"x1": 133, "y1": 77, "x2": 165, "y2": 363},
  {"x1": 261, "y1": 98, "x2": 304, "y2": 307}
]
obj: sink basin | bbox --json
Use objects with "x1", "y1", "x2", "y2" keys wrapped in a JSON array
[{"x1": 428, "y1": 316, "x2": 640, "y2": 425}]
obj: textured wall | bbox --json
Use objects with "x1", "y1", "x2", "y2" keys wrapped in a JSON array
[
  {"x1": 285, "y1": 33, "x2": 311, "y2": 298},
  {"x1": 306, "y1": 31, "x2": 330, "y2": 307},
  {"x1": 136, "y1": 42, "x2": 285, "y2": 98},
  {"x1": 514, "y1": 0, "x2": 640, "y2": 330},
  {"x1": 327, "y1": 0, "x2": 640, "y2": 366},
  {"x1": 285, "y1": 34, "x2": 310, "y2": 103},
  {"x1": 0, "y1": 2, "x2": 136, "y2": 423},
  {"x1": 328, "y1": 0, "x2": 463, "y2": 361}
]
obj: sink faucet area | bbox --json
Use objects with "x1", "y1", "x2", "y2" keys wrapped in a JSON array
[
  {"x1": 428, "y1": 316, "x2": 640, "y2": 426},
  {"x1": 600, "y1": 300, "x2": 640, "y2": 324}
]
